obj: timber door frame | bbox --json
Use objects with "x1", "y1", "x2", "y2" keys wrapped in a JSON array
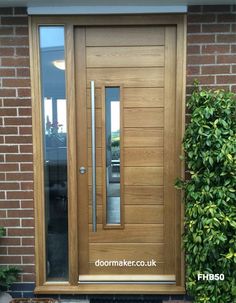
[{"x1": 30, "y1": 14, "x2": 186, "y2": 294}]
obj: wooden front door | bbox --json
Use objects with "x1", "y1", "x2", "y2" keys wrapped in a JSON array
[{"x1": 75, "y1": 24, "x2": 178, "y2": 283}]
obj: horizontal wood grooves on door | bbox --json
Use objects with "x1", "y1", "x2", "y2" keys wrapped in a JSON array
[
  {"x1": 124, "y1": 128, "x2": 164, "y2": 147},
  {"x1": 88, "y1": 128, "x2": 102, "y2": 148},
  {"x1": 86, "y1": 87, "x2": 165, "y2": 183},
  {"x1": 88, "y1": 147, "x2": 163, "y2": 167},
  {"x1": 124, "y1": 147, "x2": 164, "y2": 167},
  {"x1": 87, "y1": 88, "x2": 164, "y2": 108},
  {"x1": 30, "y1": 15, "x2": 186, "y2": 293},
  {"x1": 88, "y1": 147, "x2": 164, "y2": 167},
  {"x1": 88, "y1": 263, "x2": 165, "y2": 275},
  {"x1": 84, "y1": 23, "x2": 177, "y2": 279},
  {"x1": 88, "y1": 186, "x2": 164, "y2": 205},
  {"x1": 124, "y1": 108, "x2": 164, "y2": 128},
  {"x1": 89, "y1": 243, "x2": 164, "y2": 261},
  {"x1": 87, "y1": 68, "x2": 164, "y2": 87},
  {"x1": 89, "y1": 224, "x2": 164, "y2": 243},
  {"x1": 86, "y1": 46, "x2": 164, "y2": 68},
  {"x1": 124, "y1": 167, "x2": 164, "y2": 186},
  {"x1": 89, "y1": 205, "x2": 164, "y2": 224},
  {"x1": 123, "y1": 88, "x2": 164, "y2": 108},
  {"x1": 86, "y1": 26, "x2": 165, "y2": 46}
]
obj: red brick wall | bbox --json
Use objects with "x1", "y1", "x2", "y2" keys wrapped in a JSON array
[
  {"x1": 0, "y1": 4, "x2": 235, "y2": 296},
  {"x1": 187, "y1": 5, "x2": 236, "y2": 94},
  {"x1": 0, "y1": 7, "x2": 35, "y2": 284}
]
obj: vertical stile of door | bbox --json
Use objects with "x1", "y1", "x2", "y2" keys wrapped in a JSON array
[
  {"x1": 163, "y1": 26, "x2": 177, "y2": 275},
  {"x1": 65, "y1": 23, "x2": 79, "y2": 285},
  {"x1": 175, "y1": 16, "x2": 187, "y2": 286},
  {"x1": 75, "y1": 27, "x2": 89, "y2": 275}
]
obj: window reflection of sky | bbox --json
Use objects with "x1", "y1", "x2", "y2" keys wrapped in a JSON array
[
  {"x1": 111, "y1": 102, "x2": 120, "y2": 132},
  {"x1": 39, "y1": 26, "x2": 66, "y2": 130},
  {"x1": 40, "y1": 27, "x2": 64, "y2": 48}
]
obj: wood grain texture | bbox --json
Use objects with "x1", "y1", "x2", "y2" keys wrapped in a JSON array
[
  {"x1": 89, "y1": 224, "x2": 164, "y2": 243},
  {"x1": 31, "y1": 15, "x2": 186, "y2": 293},
  {"x1": 88, "y1": 264, "x2": 165, "y2": 275},
  {"x1": 124, "y1": 186, "x2": 164, "y2": 205},
  {"x1": 88, "y1": 185, "x2": 102, "y2": 205},
  {"x1": 163, "y1": 26, "x2": 177, "y2": 275},
  {"x1": 29, "y1": 17, "x2": 46, "y2": 286},
  {"x1": 87, "y1": 68, "x2": 164, "y2": 88},
  {"x1": 124, "y1": 128, "x2": 164, "y2": 147},
  {"x1": 65, "y1": 24, "x2": 79, "y2": 285},
  {"x1": 32, "y1": 14, "x2": 184, "y2": 27},
  {"x1": 88, "y1": 128, "x2": 102, "y2": 148},
  {"x1": 86, "y1": 26, "x2": 164, "y2": 46},
  {"x1": 87, "y1": 88, "x2": 102, "y2": 108},
  {"x1": 75, "y1": 27, "x2": 89, "y2": 275},
  {"x1": 89, "y1": 205, "x2": 102, "y2": 224},
  {"x1": 87, "y1": 46, "x2": 164, "y2": 68},
  {"x1": 88, "y1": 147, "x2": 102, "y2": 167},
  {"x1": 88, "y1": 167, "x2": 102, "y2": 186},
  {"x1": 124, "y1": 147, "x2": 163, "y2": 167},
  {"x1": 124, "y1": 87, "x2": 164, "y2": 108},
  {"x1": 125, "y1": 205, "x2": 164, "y2": 224},
  {"x1": 87, "y1": 108, "x2": 102, "y2": 127},
  {"x1": 175, "y1": 16, "x2": 187, "y2": 287},
  {"x1": 89, "y1": 205, "x2": 164, "y2": 224},
  {"x1": 124, "y1": 167, "x2": 163, "y2": 186},
  {"x1": 124, "y1": 108, "x2": 164, "y2": 128},
  {"x1": 90, "y1": 243, "x2": 164, "y2": 261}
]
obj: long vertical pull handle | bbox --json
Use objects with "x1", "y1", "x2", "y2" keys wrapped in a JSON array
[{"x1": 91, "y1": 80, "x2": 97, "y2": 232}]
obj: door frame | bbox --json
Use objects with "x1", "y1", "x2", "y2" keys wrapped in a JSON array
[{"x1": 30, "y1": 14, "x2": 186, "y2": 294}]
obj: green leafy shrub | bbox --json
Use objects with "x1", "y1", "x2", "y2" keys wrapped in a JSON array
[
  {"x1": 176, "y1": 86, "x2": 236, "y2": 303},
  {"x1": 0, "y1": 227, "x2": 5, "y2": 238},
  {"x1": 0, "y1": 227, "x2": 21, "y2": 291}
]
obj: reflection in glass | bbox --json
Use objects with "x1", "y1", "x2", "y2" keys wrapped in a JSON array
[
  {"x1": 105, "y1": 87, "x2": 121, "y2": 225},
  {"x1": 39, "y1": 26, "x2": 68, "y2": 280}
]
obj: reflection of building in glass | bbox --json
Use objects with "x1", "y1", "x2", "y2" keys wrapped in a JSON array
[
  {"x1": 39, "y1": 27, "x2": 68, "y2": 281},
  {"x1": 105, "y1": 88, "x2": 121, "y2": 225}
]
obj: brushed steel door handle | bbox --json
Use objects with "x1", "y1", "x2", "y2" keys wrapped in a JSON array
[{"x1": 91, "y1": 80, "x2": 97, "y2": 232}]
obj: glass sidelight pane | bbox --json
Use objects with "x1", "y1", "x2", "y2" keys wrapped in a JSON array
[
  {"x1": 105, "y1": 87, "x2": 121, "y2": 225},
  {"x1": 39, "y1": 26, "x2": 68, "y2": 280}
]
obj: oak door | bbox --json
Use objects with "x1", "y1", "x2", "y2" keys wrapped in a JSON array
[{"x1": 75, "y1": 25, "x2": 177, "y2": 282}]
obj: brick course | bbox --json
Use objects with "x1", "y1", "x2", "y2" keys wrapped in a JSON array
[
  {"x1": 0, "y1": 4, "x2": 235, "y2": 301},
  {"x1": 187, "y1": 5, "x2": 236, "y2": 93},
  {"x1": 0, "y1": 7, "x2": 35, "y2": 286}
]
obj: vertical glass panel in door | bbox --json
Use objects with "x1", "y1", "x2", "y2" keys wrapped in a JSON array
[
  {"x1": 39, "y1": 26, "x2": 68, "y2": 280},
  {"x1": 105, "y1": 87, "x2": 121, "y2": 225}
]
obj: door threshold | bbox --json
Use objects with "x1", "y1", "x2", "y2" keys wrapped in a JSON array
[
  {"x1": 79, "y1": 275, "x2": 175, "y2": 282},
  {"x1": 79, "y1": 281, "x2": 176, "y2": 284}
]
